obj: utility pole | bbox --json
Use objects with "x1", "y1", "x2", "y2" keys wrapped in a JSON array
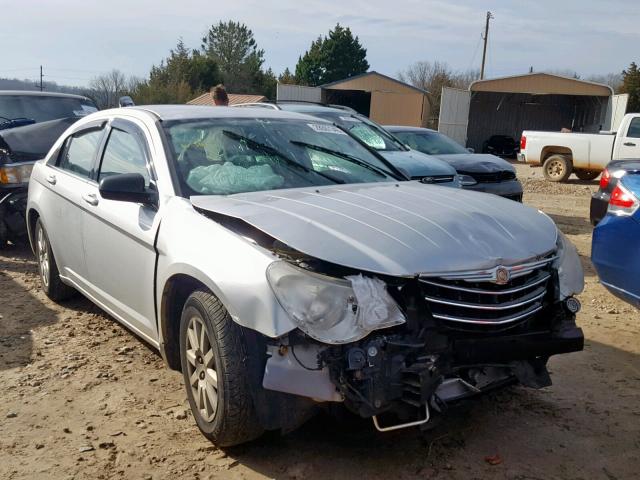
[
  {"x1": 39, "y1": 65, "x2": 43, "y2": 91},
  {"x1": 480, "y1": 11, "x2": 494, "y2": 80}
]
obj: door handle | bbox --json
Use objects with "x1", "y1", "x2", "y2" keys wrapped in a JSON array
[
  {"x1": 45, "y1": 174, "x2": 56, "y2": 185},
  {"x1": 82, "y1": 193, "x2": 99, "y2": 206},
  {"x1": 624, "y1": 142, "x2": 636, "y2": 147}
]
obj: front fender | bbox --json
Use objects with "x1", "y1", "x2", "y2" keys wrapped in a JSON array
[{"x1": 156, "y1": 197, "x2": 297, "y2": 339}]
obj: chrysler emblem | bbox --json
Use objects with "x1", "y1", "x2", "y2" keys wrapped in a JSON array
[{"x1": 495, "y1": 267, "x2": 510, "y2": 285}]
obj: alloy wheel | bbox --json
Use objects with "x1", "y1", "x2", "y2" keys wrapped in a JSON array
[
  {"x1": 37, "y1": 226, "x2": 50, "y2": 289},
  {"x1": 185, "y1": 315, "x2": 219, "y2": 422}
]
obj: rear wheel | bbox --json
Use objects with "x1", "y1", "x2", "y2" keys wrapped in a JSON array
[
  {"x1": 179, "y1": 289, "x2": 263, "y2": 447},
  {"x1": 574, "y1": 170, "x2": 600, "y2": 181},
  {"x1": 543, "y1": 155, "x2": 572, "y2": 182},
  {"x1": 35, "y1": 219, "x2": 75, "y2": 302}
]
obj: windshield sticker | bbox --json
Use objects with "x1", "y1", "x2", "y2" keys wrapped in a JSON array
[
  {"x1": 307, "y1": 123, "x2": 347, "y2": 135},
  {"x1": 339, "y1": 116, "x2": 359, "y2": 122}
]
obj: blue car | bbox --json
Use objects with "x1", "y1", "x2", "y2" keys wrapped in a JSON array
[{"x1": 592, "y1": 170, "x2": 640, "y2": 308}]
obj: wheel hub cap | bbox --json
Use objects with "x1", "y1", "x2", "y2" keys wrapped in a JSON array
[
  {"x1": 185, "y1": 316, "x2": 218, "y2": 422},
  {"x1": 37, "y1": 227, "x2": 49, "y2": 288}
]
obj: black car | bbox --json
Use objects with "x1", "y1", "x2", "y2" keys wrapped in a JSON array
[
  {"x1": 590, "y1": 159, "x2": 640, "y2": 225},
  {"x1": 386, "y1": 126, "x2": 523, "y2": 201},
  {"x1": 483, "y1": 135, "x2": 519, "y2": 158},
  {"x1": 0, "y1": 91, "x2": 97, "y2": 246}
]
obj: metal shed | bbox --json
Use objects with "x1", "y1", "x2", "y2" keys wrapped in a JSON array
[
  {"x1": 438, "y1": 73, "x2": 626, "y2": 152},
  {"x1": 277, "y1": 72, "x2": 431, "y2": 127}
]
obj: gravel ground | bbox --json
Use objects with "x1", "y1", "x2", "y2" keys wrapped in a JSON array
[{"x1": 1, "y1": 164, "x2": 639, "y2": 480}]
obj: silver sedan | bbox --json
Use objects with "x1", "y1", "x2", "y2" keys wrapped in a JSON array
[{"x1": 27, "y1": 105, "x2": 585, "y2": 446}]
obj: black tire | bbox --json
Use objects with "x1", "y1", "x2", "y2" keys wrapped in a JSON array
[
  {"x1": 543, "y1": 154, "x2": 572, "y2": 182},
  {"x1": 575, "y1": 170, "x2": 600, "y2": 181},
  {"x1": 179, "y1": 289, "x2": 263, "y2": 447},
  {"x1": 34, "y1": 218, "x2": 75, "y2": 302}
]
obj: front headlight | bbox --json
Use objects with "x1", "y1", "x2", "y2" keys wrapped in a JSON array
[
  {"x1": 0, "y1": 162, "x2": 34, "y2": 184},
  {"x1": 555, "y1": 230, "x2": 584, "y2": 299},
  {"x1": 267, "y1": 261, "x2": 405, "y2": 344},
  {"x1": 458, "y1": 174, "x2": 478, "y2": 186}
]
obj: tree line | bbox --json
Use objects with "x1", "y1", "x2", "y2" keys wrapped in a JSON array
[{"x1": 19, "y1": 18, "x2": 638, "y2": 120}]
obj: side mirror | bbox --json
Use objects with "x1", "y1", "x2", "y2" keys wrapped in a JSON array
[
  {"x1": 99, "y1": 173, "x2": 156, "y2": 205},
  {"x1": 467, "y1": 147, "x2": 475, "y2": 153}
]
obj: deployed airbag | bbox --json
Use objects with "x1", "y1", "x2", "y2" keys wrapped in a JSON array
[{"x1": 187, "y1": 162, "x2": 284, "y2": 195}]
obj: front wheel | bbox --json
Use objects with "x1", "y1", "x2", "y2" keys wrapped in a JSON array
[
  {"x1": 543, "y1": 155, "x2": 572, "y2": 182},
  {"x1": 35, "y1": 219, "x2": 75, "y2": 302},
  {"x1": 574, "y1": 170, "x2": 600, "y2": 181},
  {"x1": 179, "y1": 289, "x2": 263, "y2": 447}
]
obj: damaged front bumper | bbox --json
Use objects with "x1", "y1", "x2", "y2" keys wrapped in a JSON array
[
  {"x1": 262, "y1": 310, "x2": 582, "y2": 431},
  {"x1": 0, "y1": 185, "x2": 28, "y2": 244}
]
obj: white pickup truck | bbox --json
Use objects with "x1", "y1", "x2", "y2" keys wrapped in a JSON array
[{"x1": 518, "y1": 113, "x2": 640, "y2": 182}]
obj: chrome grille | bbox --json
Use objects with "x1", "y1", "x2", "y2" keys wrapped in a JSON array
[
  {"x1": 419, "y1": 257, "x2": 555, "y2": 327},
  {"x1": 417, "y1": 175, "x2": 456, "y2": 184}
]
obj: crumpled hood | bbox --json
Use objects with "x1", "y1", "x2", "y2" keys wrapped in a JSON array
[
  {"x1": 0, "y1": 117, "x2": 80, "y2": 163},
  {"x1": 435, "y1": 153, "x2": 515, "y2": 174},
  {"x1": 191, "y1": 182, "x2": 557, "y2": 277},
  {"x1": 379, "y1": 150, "x2": 457, "y2": 178}
]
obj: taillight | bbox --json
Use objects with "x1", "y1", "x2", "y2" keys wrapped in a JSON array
[
  {"x1": 520, "y1": 136, "x2": 527, "y2": 151},
  {"x1": 599, "y1": 168, "x2": 610, "y2": 190},
  {"x1": 608, "y1": 183, "x2": 639, "y2": 216}
]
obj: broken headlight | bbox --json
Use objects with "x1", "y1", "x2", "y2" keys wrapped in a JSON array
[
  {"x1": 267, "y1": 261, "x2": 405, "y2": 344},
  {"x1": 554, "y1": 230, "x2": 584, "y2": 300}
]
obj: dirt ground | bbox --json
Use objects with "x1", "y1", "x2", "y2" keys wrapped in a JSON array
[{"x1": 1, "y1": 163, "x2": 639, "y2": 480}]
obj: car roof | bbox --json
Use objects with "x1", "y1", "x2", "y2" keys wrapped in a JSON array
[
  {"x1": 95, "y1": 105, "x2": 334, "y2": 123},
  {"x1": 0, "y1": 90, "x2": 90, "y2": 100},
  {"x1": 385, "y1": 125, "x2": 437, "y2": 133}
]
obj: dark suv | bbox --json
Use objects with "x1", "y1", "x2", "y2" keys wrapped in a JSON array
[{"x1": 0, "y1": 91, "x2": 97, "y2": 246}]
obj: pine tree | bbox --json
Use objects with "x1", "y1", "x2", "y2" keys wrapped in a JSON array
[
  {"x1": 621, "y1": 62, "x2": 640, "y2": 113},
  {"x1": 295, "y1": 24, "x2": 369, "y2": 86}
]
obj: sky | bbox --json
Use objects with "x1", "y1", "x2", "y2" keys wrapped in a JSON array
[{"x1": 1, "y1": 0, "x2": 638, "y2": 87}]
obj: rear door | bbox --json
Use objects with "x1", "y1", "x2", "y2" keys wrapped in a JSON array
[
  {"x1": 81, "y1": 118, "x2": 160, "y2": 342},
  {"x1": 39, "y1": 123, "x2": 106, "y2": 288},
  {"x1": 615, "y1": 117, "x2": 640, "y2": 159}
]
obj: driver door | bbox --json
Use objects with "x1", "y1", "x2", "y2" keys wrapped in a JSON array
[{"x1": 81, "y1": 119, "x2": 160, "y2": 342}]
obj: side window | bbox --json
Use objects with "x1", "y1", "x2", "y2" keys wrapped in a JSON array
[
  {"x1": 58, "y1": 129, "x2": 103, "y2": 178},
  {"x1": 626, "y1": 118, "x2": 640, "y2": 139},
  {"x1": 98, "y1": 128, "x2": 151, "y2": 185}
]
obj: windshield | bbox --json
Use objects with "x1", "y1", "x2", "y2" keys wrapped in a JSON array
[
  {"x1": 393, "y1": 130, "x2": 469, "y2": 155},
  {"x1": 0, "y1": 95, "x2": 98, "y2": 125},
  {"x1": 312, "y1": 112, "x2": 405, "y2": 152},
  {"x1": 163, "y1": 117, "x2": 399, "y2": 196}
]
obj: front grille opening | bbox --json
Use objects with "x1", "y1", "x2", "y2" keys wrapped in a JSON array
[{"x1": 460, "y1": 171, "x2": 516, "y2": 183}]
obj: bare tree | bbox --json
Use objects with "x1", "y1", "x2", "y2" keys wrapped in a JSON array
[
  {"x1": 587, "y1": 73, "x2": 623, "y2": 92},
  {"x1": 88, "y1": 69, "x2": 129, "y2": 109},
  {"x1": 398, "y1": 61, "x2": 479, "y2": 128}
]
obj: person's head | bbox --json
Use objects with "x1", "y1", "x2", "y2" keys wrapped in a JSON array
[{"x1": 211, "y1": 84, "x2": 229, "y2": 106}]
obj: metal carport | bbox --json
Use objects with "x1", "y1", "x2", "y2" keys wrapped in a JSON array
[{"x1": 439, "y1": 73, "x2": 626, "y2": 152}]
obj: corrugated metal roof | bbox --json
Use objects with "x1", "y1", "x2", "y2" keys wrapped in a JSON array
[
  {"x1": 321, "y1": 71, "x2": 429, "y2": 95},
  {"x1": 187, "y1": 93, "x2": 267, "y2": 106},
  {"x1": 470, "y1": 73, "x2": 612, "y2": 96}
]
